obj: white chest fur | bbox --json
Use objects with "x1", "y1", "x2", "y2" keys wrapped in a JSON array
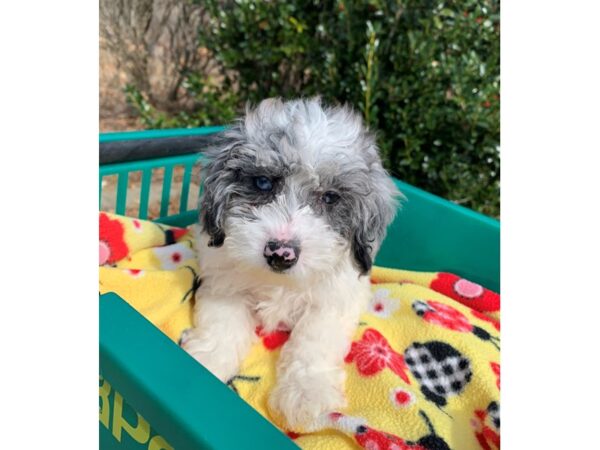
[{"x1": 193, "y1": 226, "x2": 371, "y2": 335}]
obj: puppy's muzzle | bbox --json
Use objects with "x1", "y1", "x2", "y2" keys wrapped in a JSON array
[{"x1": 263, "y1": 240, "x2": 300, "y2": 272}]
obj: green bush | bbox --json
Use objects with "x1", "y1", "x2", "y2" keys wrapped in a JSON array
[{"x1": 127, "y1": 0, "x2": 499, "y2": 217}]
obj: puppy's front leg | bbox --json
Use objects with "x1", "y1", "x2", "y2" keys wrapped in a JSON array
[
  {"x1": 268, "y1": 306, "x2": 359, "y2": 431},
  {"x1": 181, "y1": 291, "x2": 257, "y2": 382}
]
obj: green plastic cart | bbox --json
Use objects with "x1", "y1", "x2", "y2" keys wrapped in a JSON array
[{"x1": 99, "y1": 127, "x2": 499, "y2": 450}]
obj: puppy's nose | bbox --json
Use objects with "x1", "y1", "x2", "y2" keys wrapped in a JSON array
[{"x1": 263, "y1": 240, "x2": 300, "y2": 272}]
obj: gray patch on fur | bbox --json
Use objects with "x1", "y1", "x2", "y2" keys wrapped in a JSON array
[{"x1": 199, "y1": 97, "x2": 401, "y2": 273}]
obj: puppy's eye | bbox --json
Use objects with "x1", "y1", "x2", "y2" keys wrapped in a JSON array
[
  {"x1": 321, "y1": 191, "x2": 340, "y2": 205},
  {"x1": 254, "y1": 176, "x2": 273, "y2": 192}
]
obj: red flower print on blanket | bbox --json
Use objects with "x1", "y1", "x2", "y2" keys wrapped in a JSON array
[
  {"x1": 152, "y1": 243, "x2": 195, "y2": 269},
  {"x1": 471, "y1": 402, "x2": 500, "y2": 450},
  {"x1": 328, "y1": 410, "x2": 451, "y2": 450},
  {"x1": 430, "y1": 273, "x2": 499, "y2": 313},
  {"x1": 490, "y1": 362, "x2": 500, "y2": 390},
  {"x1": 412, "y1": 300, "x2": 500, "y2": 349},
  {"x1": 367, "y1": 288, "x2": 401, "y2": 318},
  {"x1": 354, "y1": 426, "x2": 421, "y2": 450},
  {"x1": 255, "y1": 326, "x2": 290, "y2": 350},
  {"x1": 471, "y1": 310, "x2": 500, "y2": 331},
  {"x1": 412, "y1": 300, "x2": 472, "y2": 332},
  {"x1": 99, "y1": 213, "x2": 129, "y2": 265},
  {"x1": 345, "y1": 329, "x2": 410, "y2": 383},
  {"x1": 389, "y1": 387, "x2": 416, "y2": 408}
]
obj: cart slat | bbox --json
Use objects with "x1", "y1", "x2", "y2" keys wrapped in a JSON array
[
  {"x1": 139, "y1": 169, "x2": 152, "y2": 220},
  {"x1": 160, "y1": 166, "x2": 173, "y2": 217},
  {"x1": 179, "y1": 163, "x2": 193, "y2": 213},
  {"x1": 116, "y1": 172, "x2": 129, "y2": 215}
]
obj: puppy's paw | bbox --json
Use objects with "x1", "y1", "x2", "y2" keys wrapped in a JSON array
[
  {"x1": 180, "y1": 329, "x2": 238, "y2": 382},
  {"x1": 268, "y1": 375, "x2": 347, "y2": 432}
]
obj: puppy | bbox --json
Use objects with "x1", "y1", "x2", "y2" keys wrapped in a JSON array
[{"x1": 182, "y1": 97, "x2": 400, "y2": 431}]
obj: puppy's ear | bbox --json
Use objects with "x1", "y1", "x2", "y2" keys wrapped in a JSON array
[
  {"x1": 352, "y1": 232, "x2": 373, "y2": 275},
  {"x1": 352, "y1": 163, "x2": 402, "y2": 276},
  {"x1": 199, "y1": 131, "x2": 241, "y2": 247}
]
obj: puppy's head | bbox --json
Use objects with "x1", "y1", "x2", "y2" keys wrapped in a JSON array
[{"x1": 200, "y1": 97, "x2": 400, "y2": 280}]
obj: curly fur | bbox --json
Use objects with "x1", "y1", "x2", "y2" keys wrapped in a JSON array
[{"x1": 182, "y1": 97, "x2": 401, "y2": 431}]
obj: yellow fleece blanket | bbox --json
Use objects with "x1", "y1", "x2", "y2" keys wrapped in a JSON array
[{"x1": 99, "y1": 212, "x2": 500, "y2": 450}]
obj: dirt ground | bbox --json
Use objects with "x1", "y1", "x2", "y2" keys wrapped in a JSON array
[
  {"x1": 100, "y1": 165, "x2": 203, "y2": 220},
  {"x1": 100, "y1": 47, "x2": 201, "y2": 219},
  {"x1": 99, "y1": 46, "x2": 143, "y2": 133}
]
